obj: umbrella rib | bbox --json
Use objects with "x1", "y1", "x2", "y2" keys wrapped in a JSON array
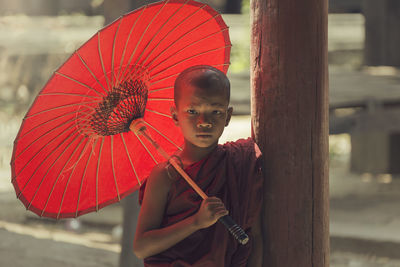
[
  {"x1": 110, "y1": 136, "x2": 121, "y2": 202},
  {"x1": 28, "y1": 133, "x2": 82, "y2": 214},
  {"x1": 120, "y1": 133, "x2": 141, "y2": 186},
  {"x1": 149, "y1": 73, "x2": 179, "y2": 86},
  {"x1": 134, "y1": 132, "x2": 158, "y2": 165},
  {"x1": 144, "y1": 4, "x2": 213, "y2": 68},
  {"x1": 57, "y1": 138, "x2": 91, "y2": 219},
  {"x1": 13, "y1": 116, "x2": 79, "y2": 166},
  {"x1": 149, "y1": 62, "x2": 230, "y2": 86},
  {"x1": 130, "y1": 0, "x2": 187, "y2": 69},
  {"x1": 147, "y1": 97, "x2": 174, "y2": 101},
  {"x1": 117, "y1": 7, "x2": 146, "y2": 84},
  {"x1": 41, "y1": 136, "x2": 85, "y2": 217},
  {"x1": 98, "y1": 32, "x2": 111, "y2": 92},
  {"x1": 111, "y1": 19, "x2": 122, "y2": 88},
  {"x1": 95, "y1": 137, "x2": 105, "y2": 211},
  {"x1": 145, "y1": 108, "x2": 172, "y2": 119},
  {"x1": 14, "y1": 110, "x2": 77, "y2": 143},
  {"x1": 150, "y1": 46, "x2": 230, "y2": 80},
  {"x1": 55, "y1": 72, "x2": 105, "y2": 98},
  {"x1": 118, "y1": 2, "x2": 167, "y2": 85},
  {"x1": 40, "y1": 92, "x2": 101, "y2": 99},
  {"x1": 138, "y1": 0, "x2": 198, "y2": 67},
  {"x1": 143, "y1": 120, "x2": 182, "y2": 151},
  {"x1": 148, "y1": 86, "x2": 173, "y2": 93},
  {"x1": 162, "y1": 27, "x2": 229, "y2": 65},
  {"x1": 13, "y1": 111, "x2": 93, "y2": 177},
  {"x1": 76, "y1": 138, "x2": 99, "y2": 217},
  {"x1": 24, "y1": 100, "x2": 98, "y2": 120},
  {"x1": 76, "y1": 51, "x2": 109, "y2": 95},
  {"x1": 17, "y1": 128, "x2": 78, "y2": 200}
]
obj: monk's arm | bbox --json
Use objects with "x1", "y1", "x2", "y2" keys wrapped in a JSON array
[
  {"x1": 247, "y1": 212, "x2": 263, "y2": 267},
  {"x1": 133, "y1": 164, "x2": 227, "y2": 259}
]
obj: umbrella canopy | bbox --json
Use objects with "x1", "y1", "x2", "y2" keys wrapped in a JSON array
[{"x1": 11, "y1": 0, "x2": 231, "y2": 219}]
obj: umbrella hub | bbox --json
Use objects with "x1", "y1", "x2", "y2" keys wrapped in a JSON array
[{"x1": 77, "y1": 66, "x2": 149, "y2": 137}]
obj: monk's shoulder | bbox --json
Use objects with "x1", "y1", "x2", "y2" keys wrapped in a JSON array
[
  {"x1": 146, "y1": 162, "x2": 174, "y2": 193},
  {"x1": 222, "y1": 138, "x2": 261, "y2": 159}
]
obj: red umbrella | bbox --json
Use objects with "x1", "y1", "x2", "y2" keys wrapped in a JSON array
[{"x1": 11, "y1": 0, "x2": 231, "y2": 219}]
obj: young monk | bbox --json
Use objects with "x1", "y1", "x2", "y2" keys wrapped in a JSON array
[{"x1": 133, "y1": 65, "x2": 263, "y2": 266}]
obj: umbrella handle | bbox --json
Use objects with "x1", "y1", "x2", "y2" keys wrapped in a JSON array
[{"x1": 130, "y1": 119, "x2": 249, "y2": 245}]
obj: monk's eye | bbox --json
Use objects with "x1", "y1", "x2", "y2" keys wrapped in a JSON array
[
  {"x1": 212, "y1": 110, "x2": 223, "y2": 115},
  {"x1": 187, "y1": 109, "x2": 197, "y2": 114}
]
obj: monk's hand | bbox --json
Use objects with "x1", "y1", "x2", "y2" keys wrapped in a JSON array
[{"x1": 194, "y1": 197, "x2": 228, "y2": 229}]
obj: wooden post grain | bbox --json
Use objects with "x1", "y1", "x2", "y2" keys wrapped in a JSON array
[{"x1": 250, "y1": 0, "x2": 329, "y2": 266}]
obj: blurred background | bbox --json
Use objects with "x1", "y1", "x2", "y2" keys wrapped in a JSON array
[{"x1": 1, "y1": 0, "x2": 400, "y2": 266}]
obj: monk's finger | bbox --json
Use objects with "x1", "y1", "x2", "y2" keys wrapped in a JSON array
[
  {"x1": 214, "y1": 209, "x2": 229, "y2": 219},
  {"x1": 207, "y1": 202, "x2": 226, "y2": 211},
  {"x1": 211, "y1": 206, "x2": 228, "y2": 217}
]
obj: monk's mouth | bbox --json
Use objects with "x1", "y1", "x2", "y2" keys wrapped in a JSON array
[{"x1": 196, "y1": 134, "x2": 212, "y2": 138}]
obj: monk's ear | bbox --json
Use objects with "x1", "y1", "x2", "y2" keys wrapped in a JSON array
[
  {"x1": 170, "y1": 106, "x2": 179, "y2": 126},
  {"x1": 225, "y1": 107, "x2": 233, "y2": 127}
]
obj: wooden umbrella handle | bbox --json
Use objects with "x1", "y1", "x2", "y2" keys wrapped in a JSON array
[{"x1": 130, "y1": 119, "x2": 249, "y2": 244}]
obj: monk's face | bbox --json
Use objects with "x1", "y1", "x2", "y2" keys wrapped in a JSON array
[{"x1": 171, "y1": 84, "x2": 233, "y2": 148}]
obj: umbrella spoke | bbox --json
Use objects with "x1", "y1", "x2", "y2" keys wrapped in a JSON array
[
  {"x1": 110, "y1": 136, "x2": 121, "y2": 202},
  {"x1": 40, "y1": 92, "x2": 102, "y2": 99},
  {"x1": 149, "y1": 63, "x2": 230, "y2": 87},
  {"x1": 27, "y1": 133, "x2": 81, "y2": 213},
  {"x1": 57, "y1": 138, "x2": 91, "y2": 219},
  {"x1": 17, "y1": 129, "x2": 79, "y2": 199},
  {"x1": 145, "y1": 108, "x2": 172, "y2": 119},
  {"x1": 144, "y1": 6, "x2": 217, "y2": 69},
  {"x1": 148, "y1": 86, "x2": 173, "y2": 93},
  {"x1": 150, "y1": 46, "x2": 230, "y2": 80},
  {"x1": 96, "y1": 137, "x2": 105, "y2": 211},
  {"x1": 117, "y1": 7, "x2": 146, "y2": 85},
  {"x1": 76, "y1": 138, "x2": 99, "y2": 217},
  {"x1": 41, "y1": 136, "x2": 85, "y2": 217},
  {"x1": 143, "y1": 120, "x2": 182, "y2": 151},
  {"x1": 13, "y1": 116, "x2": 80, "y2": 165},
  {"x1": 130, "y1": 0, "x2": 189, "y2": 71},
  {"x1": 98, "y1": 32, "x2": 111, "y2": 92},
  {"x1": 14, "y1": 110, "x2": 77, "y2": 143},
  {"x1": 111, "y1": 19, "x2": 122, "y2": 88},
  {"x1": 139, "y1": 0, "x2": 201, "y2": 67},
  {"x1": 120, "y1": 133, "x2": 141, "y2": 186},
  {"x1": 24, "y1": 100, "x2": 98, "y2": 120},
  {"x1": 13, "y1": 111, "x2": 92, "y2": 180},
  {"x1": 149, "y1": 73, "x2": 179, "y2": 86},
  {"x1": 134, "y1": 132, "x2": 158, "y2": 165},
  {"x1": 117, "y1": 1, "x2": 168, "y2": 86},
  {"x1": 55, "y1": 72, "x2": 105, "y2": 98},
  {"x1": 147, "y1": 97, "x2": 174, "y2": 101},
  {"x1": 76, "y1": 51, "x2": 109, "y2": 95},
  {"x1": 148, "y1": 27, "x2": 229, "y2": 72}
]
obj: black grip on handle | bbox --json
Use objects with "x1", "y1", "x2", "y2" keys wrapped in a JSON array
[{"x1": 219, "y1": 215, "x2": 249, "y2": 245}]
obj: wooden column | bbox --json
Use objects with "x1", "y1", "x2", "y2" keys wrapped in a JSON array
[
  {"x1": 364, "y1": 0, "x2": 400, "y2": 67},
  {"x1": 250, "y1": 0, "x2": 329, "y2": 266}
]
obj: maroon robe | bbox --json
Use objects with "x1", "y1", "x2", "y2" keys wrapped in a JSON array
[{"x1": 139, "y1": 138, "x2": 263, "y2": 266}]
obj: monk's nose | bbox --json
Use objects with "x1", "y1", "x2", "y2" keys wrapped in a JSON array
[{"x1": 197, "y1": 115, "x2": 212, "y2": 128}]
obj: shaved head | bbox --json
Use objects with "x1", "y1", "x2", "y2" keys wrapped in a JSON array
[{"x1": 174, "y1": 65, "x2": 230, "y2": 106}]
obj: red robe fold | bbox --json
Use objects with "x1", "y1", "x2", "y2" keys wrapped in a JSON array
[{"x1": 139, "y1": 138, "x2": 263, "y2": 267}]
